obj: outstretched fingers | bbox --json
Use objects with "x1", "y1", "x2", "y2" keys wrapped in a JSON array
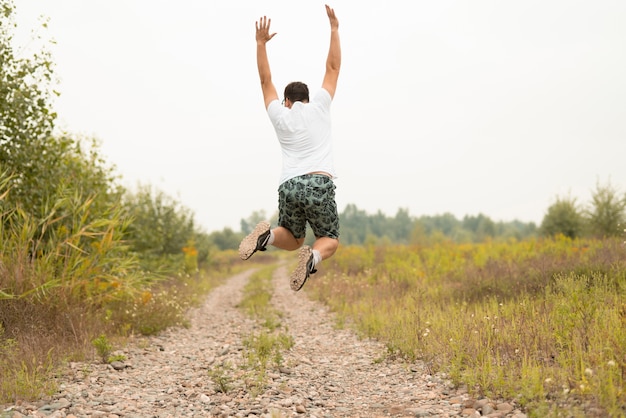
[
  {"x1": 255, "y1": 16, "x2": 277, "y2": 43},
  {"x1": 257, "y1": 16, "x2": 269, "y2": 30}
]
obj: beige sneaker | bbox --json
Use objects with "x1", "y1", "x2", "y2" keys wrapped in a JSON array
[
  {"x1": 238, "y1": 221, "x2": 271, "y2": 260},
  {"x1": 290, "y1": 245, "x2": 317, "y2": 291}
]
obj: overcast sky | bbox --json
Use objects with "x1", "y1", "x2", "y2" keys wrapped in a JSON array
[{"x1": 13, "y1": 1, "x2": 626, "y2": 233}]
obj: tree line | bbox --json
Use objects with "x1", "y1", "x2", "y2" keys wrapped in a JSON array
[{"x1": 203, "y1": 178, "x2": 624, "y2": 251}]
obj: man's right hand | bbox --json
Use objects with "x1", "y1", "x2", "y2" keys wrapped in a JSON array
[
  {"x1": 256, "y1": 16, "x2": 277, "y2": 45},
  {"x1": 325, "y1": 5, "x2": 339, "y2": 30},
  {"x1": 322, "y1": 5, "x2": 341, "y2": 99}
]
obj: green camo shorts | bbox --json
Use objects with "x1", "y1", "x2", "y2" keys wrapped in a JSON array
[{"x1": 277, "y1": 174, "x2": 339, "y2": 240}]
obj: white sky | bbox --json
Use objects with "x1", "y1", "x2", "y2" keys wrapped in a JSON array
[{"x1": 13, "y1": 1, "x2": 626, "y2": 233}]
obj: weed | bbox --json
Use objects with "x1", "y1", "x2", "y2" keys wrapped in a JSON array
[
  {"x1": 209, "y1": 362, "x2": 234, "y2": 394},
  {"x1": 243, "y1": 331, "x2": 293, "y2": 371},
  {"x1": 0, "y1": 346, "x2": 57, "y2": 404},
  {"x1": 91, "y1": 334, "x2": 112, "y2": 363},
  {"x1": 235, "y1": 265, "x2": 296, "y2": 396},
  {"x1": 108, "y1": 354, "x2": 126, "y2": 363}
]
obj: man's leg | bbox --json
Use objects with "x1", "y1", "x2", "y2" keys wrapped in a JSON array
[
  {"x1": 290, "y1": 236, "x2": 339, "y2": 292},
  {"x1": 312, "y1": 236, "x2": 339, "y2": 260},
  {"x1": 239, "y1": 223, "x2": 306, "y2": 260},
  {"x1": 271, "y1": 226, "x2": 305, "y2": 251}
]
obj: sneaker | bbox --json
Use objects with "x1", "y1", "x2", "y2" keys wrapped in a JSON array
[
  {"x1": 290, "y1": 245, "x2": 317, "y2": 291},
  {"x1": 238, "y1": 221, "x2": 271, "y2": 260}
]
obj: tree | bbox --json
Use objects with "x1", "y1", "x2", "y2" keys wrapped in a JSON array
[
  {"x1": 389, "y1": 208, "x2": 413, "y2": 243},
  {"x1": 339, "y1": 204, "x2": 370, "y2": 245},
  {"x1": 240, "y1": 210, "x2": 270, "y2": 235},
  {"x1": 123, "y1": 184, "x2": 197, "y2": 268},
  {"x1": 1, "y1": 1, "x2": 123, "y2": 252},
  {"x1": 585, "y1": 180, "x2": 626, "y2": 238},
  {"x1": 463, "y1": 213, "x2": 496, "y2": 241},
  {"x1": 1, "y1": 2, "x2": 124, "y2": 252},
  {"x1": 209, "y1": 227, "x2": 242, "y2": 251},
  {"x1": 540, "y1": 195, "x2": 584, "y2": 239},
  {"x1": 418, "y1": 212, "x2": 461, "y2": 238},
  {"x1": 1, "y1": 0, "x2": 57, "y2": 210}
]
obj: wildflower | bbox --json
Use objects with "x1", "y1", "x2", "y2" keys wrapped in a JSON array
[
  {"x1": 584, "y1": 368, "x2": 593, "y2": 377},
  {"x1": 607, "y1": 360, "x2": 616, "y2": 367},
  {"x1": 544, "y1": 378, "x2": 553, "y2": 384}
]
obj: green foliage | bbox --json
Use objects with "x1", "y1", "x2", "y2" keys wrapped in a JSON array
[
  {"x1": 243, "y1": 331, "x2": 293, "y2": 373},
  {"x1": 238, "y1": 266, "x2": 282, "y2": 330},
  {"x1": 1, "y1": 0, "x2": 56, "y2": 170},
  {"x1": 1, "y1": 0, "x2": 122, "y2": 237},
  {"x1": 540, "y1": 195, "x2": 585, "y2": 238},
  {"x1": 0, "y1": 179, "x2": 149, "y2": 304},
  {"x1": 91, "y1": 334, "x2": 112, "y2": 363},
  {"x1": 208, "y1": 227, "x2": 242, "y2": 252},
  {"x1": 585, "y1": 180, "x2": 626, "y2": 238},
  {"x1": 90, "y1": 334, "x2": 125, "y2": 363},
  {"x1": 1, "y1": 326, "x2": 57, "y2": 403},
  {"x1": 239, "y1": 210, "x2": 270, "y2": 235},
  {"x1": 237, "y1": 266, "x2": 294, "y2": 395},
  {"x1": 307, "y1": 237, "x2": 626, "y2": 417},
  {"x1": 122, "y1": 184, "x2": 209, "y2": 271},
  {"x1": 209, "y1": 362, "x2": 234, "y2": 394}
]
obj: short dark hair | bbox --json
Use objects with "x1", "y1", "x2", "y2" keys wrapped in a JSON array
[{"x1": 284, "y1": 81, "x2": 309, "y2": 103}]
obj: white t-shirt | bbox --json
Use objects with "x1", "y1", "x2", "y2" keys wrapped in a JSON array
[{"x1": 267, "y1": 88, "x2": 336, "y2": 185}]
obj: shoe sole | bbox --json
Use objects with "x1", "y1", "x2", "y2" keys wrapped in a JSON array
[
  {"x1": 238, "y1": 221, "x2": 270, "y2": 260},
  {"x1": 290, "y1": 245, "x2": 312, "y2": 291}
]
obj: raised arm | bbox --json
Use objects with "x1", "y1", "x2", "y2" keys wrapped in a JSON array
[
  {"x1": 256, "y1": 16, "x2": 279, "y2": 109},
  {"x1": 321, "y1": 5, "x2": 341, "y2": 99}
]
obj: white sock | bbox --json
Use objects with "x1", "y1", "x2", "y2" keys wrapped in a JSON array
[
  {"x1": 267, "y1": 230, "x2": 275, "y2": 246},
  {"x1": 312, "y1": 249, "x2": 322, "y2": 268}
]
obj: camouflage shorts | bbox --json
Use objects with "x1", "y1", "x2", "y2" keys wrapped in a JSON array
[{"x1": 277, "y1": 174, "x2": 339, "y2": 240}]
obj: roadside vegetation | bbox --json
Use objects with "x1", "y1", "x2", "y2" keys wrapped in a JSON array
[
  {"x1": 307, "y1": 236, "x2": 626, "y2": 417},
  {"x1": 0, "y1": 1, "x2": 241, "y2": 404}
]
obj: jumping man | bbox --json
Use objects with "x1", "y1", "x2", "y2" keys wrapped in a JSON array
[{"x1": 238, "y1": 5, "x2": 342, "y2": 291}]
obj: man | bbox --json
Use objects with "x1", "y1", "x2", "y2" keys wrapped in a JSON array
[{"x1": 238, "y1": 4, "x2": 342, "y2": 292}]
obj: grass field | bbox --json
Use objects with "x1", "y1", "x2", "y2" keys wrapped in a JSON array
[{"x1": 306, "y1": 236, "x2": 626, "y2": 417}]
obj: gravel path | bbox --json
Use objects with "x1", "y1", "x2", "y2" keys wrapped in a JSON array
[{"x1": 2, "y1": 265, "x2": 527, "y2": 418}]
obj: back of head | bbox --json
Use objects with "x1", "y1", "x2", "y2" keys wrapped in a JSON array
[{"x1": 284, "y1": 82, "x2": 309, "y2": 103}]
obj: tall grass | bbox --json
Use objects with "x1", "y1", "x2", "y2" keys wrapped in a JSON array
[
  {"x1": 0, "y1": 188, "x2": 239, "y2": 404},
  {"x1": 307, "y1": 236, "x2": 626, "y2": 417}
]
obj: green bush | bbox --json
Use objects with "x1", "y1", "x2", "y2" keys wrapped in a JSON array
[{"x1": 541, "y1": 195, "x2": 585, "y2": 238}]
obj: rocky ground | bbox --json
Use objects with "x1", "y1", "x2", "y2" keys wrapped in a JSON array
[{"x1": 1, "y1": 265, "x2": 528, "y2": 418}]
